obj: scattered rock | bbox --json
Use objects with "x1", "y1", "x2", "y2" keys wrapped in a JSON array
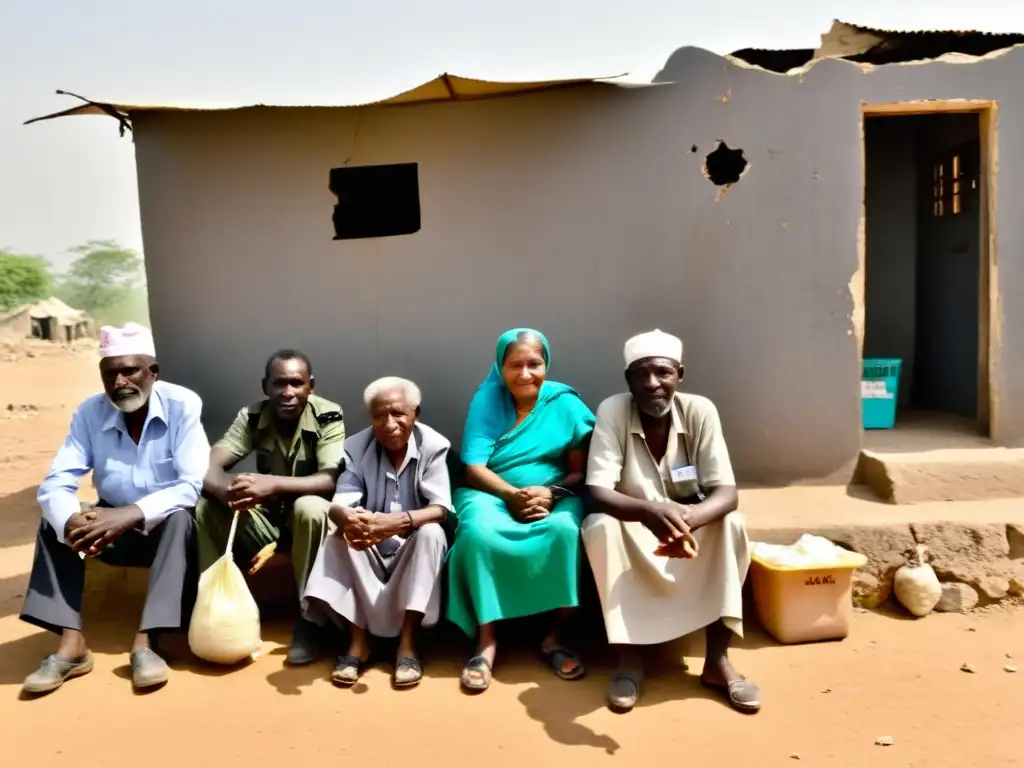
[
  {"x1": 1007, "y1": 523, "x2": 1024, "y2": 560},
  {"x1": 914, "y1": 523, "x2": 1010, "y2": 589},
  {"x1": 976, "y1": 576, "x2": 1011, "y2": 601},
  {"x1": 935, "y1": 582, "x2": 980, "y2": 613},
  {"x1": 967, "y1": 627, "x2": 977, "y2": 632},
  {"x1": 853, "y1": 571, "x2": 885, "y2": 609},
  {"x1": 790, "y1": 753, "x2": 801, "y2": 760},
  {"x1": 1004, "y1": 665, "x2": 1017, "y2": 674},
  {"x1": 1007, "y1": 653, "x2": 1014, "y2": 659},
  {"x1": 875, "y1": 736, "x2": 893, "y2": 747},
  {"x1": 1007, "y1": 568, "x2": 1024, "y2": 597},
  {"x1": 960, "y1": 662, "x2": 977, "y2": 674},
  {"x1": 821, "y1": 688, "x2": 832, "y2": 694}
]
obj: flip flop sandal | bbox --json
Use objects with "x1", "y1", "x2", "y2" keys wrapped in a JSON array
[
  {"x1": 331, "y1": 655, "x2": 368, "y2": 687},
  {"x1": 540, "y1": 644, "x2": 586, "y2": 681},
  {"x1": 607, "y1": 668, "x2": 643, "y2": 713},
  {"x1": 460, "y1": 655, "x2": 492, "y2": 693},
  {"x1": 700, "y1": 675, "x2": 763, "y2": 714},
  {"x1": 393, "y1": 656, "x2": 423, "y2": 689}
]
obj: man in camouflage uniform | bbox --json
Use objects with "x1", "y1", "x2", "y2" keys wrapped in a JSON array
[{"x1": 197, "y1": 349, "x2": 344, "y2": 664}]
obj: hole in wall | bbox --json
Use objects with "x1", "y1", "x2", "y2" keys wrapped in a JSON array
[
  {"x1": 704, "y1": 141, "x2": 748, "y2": 187},
  {"x1": 689, "y1": 144, "x2": 698, "y2": 153},
  {"x1": 328, "y1": 162, "x2": 421, "y2": 240}
]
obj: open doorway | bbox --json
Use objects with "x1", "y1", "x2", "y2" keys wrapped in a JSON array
[{"x1": 862, "y1": 105, "x2": 993, "y2": 439}]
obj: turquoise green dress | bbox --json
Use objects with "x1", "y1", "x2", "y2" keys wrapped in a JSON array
[{"x1": 446, "y1": 329, "x2": 596, "y2": 636}]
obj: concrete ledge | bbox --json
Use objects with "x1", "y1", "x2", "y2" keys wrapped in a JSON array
[
  {"x1": 80, "y1": 486, "x2": 1024, "y2": 621},
  {"x1": 854, "y1": 447, "x2": 1024, "y2": 504},
  {"x1": 745, "y1": 485, "x2": 1024, "y2": 609}
]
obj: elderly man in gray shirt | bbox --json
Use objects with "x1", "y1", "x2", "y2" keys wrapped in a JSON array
[{"x1": 302, "y1": 377, "x2": 451, "y2": 689}]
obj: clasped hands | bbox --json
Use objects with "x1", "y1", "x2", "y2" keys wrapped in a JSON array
[
  {"x1": 505, "y1": 486, "x2": 554, "y2": 523},
  {"x1": 643, "y1": 500, "x2": 701, "y2": 560},
  {"x1": 330, "y1": 506, "x2": 407, "y2": 551},
  {"x1": 65, "y1": 505, "x2": 144, "y2": 557}
]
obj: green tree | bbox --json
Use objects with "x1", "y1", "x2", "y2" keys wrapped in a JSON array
[
  {"x1": 57, "y1": 240, "x2": 144, "y2": 313},
  {"x1": 0, "y1": 250, "x2": 52, "y2": 311}
]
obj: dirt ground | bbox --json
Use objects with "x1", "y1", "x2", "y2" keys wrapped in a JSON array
[{"x1": 1, "y1": 342, "x2": 1021, "y2": 768}]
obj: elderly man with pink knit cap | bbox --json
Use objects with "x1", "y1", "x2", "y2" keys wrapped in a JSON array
[
  {"x1": 583, "y1": 329, "x2": 759, "y2": 715},
  {"x1": 20, "y1": 323, "x2": 210, "y2": 696}
]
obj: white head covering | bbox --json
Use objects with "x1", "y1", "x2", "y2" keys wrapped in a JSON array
[
  {"x1": 623, "y1": 329, "x2": 683, "y2": 369},
  {"x1": 98, "y1": 322, "x2": 156, "y2": 359}
]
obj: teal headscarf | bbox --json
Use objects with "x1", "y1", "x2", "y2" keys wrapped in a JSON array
[{"x1": 460, "y1": 328, "x2": 582, "y2": 465}]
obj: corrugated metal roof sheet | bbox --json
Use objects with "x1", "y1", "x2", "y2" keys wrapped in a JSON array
[
  {"x1": 833, "y1": 19, "x2": 1024, "y2": 38},
  {"x1": 730, "y1": 19, "x2": 1024, "y2": 72},
  {"x1": 24, "y1": 72, "x2": 660, "y2": 128}
]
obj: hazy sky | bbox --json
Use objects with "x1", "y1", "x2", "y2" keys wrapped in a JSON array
[{"x1": 1, "y1": 0, "x2": 1019, "y2": 270}]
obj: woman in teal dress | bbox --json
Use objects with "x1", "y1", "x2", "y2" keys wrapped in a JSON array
[{"x1": 447, "y1": 328, "x2": 596, "y2": 692}]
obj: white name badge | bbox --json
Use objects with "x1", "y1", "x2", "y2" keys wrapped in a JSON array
[
  {"x1": 389, "y1": 501, "x2": 403, "y2": 513},
  {"x1": 670, "y1": 465, "x2": 699, "y2": 483}
]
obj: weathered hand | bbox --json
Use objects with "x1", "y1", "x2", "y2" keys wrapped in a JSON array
[
  {"x1": 228, "y1": 473, "x2": 279, "y2": 511},
  {"x1": 521, "y1": 486, "x2": 554, "y2": 511},
  {"x1": 64, "y1": 510, "x2": 97, "y2": 540},
  {"x1": 339, "y1": 509, "x2": 382, "y2": 551},
  {"x1": 654, "y1": 534, "x2": 699, "y2": 559},
  {"x1": 642, "y1": 501, "x2": 693, "y2": 543},
  {"x1": 643, "y1": 501, "x2": 698, "y2": 557},
  {"x1": 519, "y1": 505, "x2": 550, "y2": 523},
  {"x1": 68, "y1": 506, "x2": 144, "y2": 554},
  {"x1": 507, "y1": 487, "x2": 553, "y2": 520}
]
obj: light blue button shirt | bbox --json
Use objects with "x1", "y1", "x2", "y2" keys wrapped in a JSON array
[{"x1": 37, "y1": 380, "x2": 211, "y2": 544}]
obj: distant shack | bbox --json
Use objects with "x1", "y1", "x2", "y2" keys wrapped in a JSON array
[{"x1": 28, "y1": 298, "x2": 92, "y2": 341}]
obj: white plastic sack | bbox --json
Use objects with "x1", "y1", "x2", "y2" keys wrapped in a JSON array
[
  {"x1": 893, "y1": 544, "x2": 942, "y2": 617},
  {"x1": 188, "y1": 511, "x2": 262, "y2": 664}
]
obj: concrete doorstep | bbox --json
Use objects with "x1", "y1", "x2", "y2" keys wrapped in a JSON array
[{"x1": 855, "y1": 446, "x2": 1024, "y2": 504}]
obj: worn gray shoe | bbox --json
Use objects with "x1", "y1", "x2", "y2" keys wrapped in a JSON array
[
  {"x1": 286, "y1": 617, "x2": 320, "y2": 666},
  {"x1": 22, "y1": 652, "x2": 94, "y2": 695},
  {"x1": 130, "y1": 647, "x2": 169, "y2": 689}
]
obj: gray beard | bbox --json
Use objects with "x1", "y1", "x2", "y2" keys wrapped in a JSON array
[{"x1": 109, "y1": 392, "x2": 149, "y2": 414}]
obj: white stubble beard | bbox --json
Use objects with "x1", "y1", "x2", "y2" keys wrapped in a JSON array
[{"x1": 108, "y1": 390, "x2": 150, "y2": 414}]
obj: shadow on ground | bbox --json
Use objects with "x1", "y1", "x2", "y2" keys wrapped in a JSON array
[{"x1": 0, "y1": 486, "x2": 42, "y2": 551}]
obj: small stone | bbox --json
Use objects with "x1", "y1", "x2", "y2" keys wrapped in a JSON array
[
  {"x1": 976, "y1": 576, "x2": 1010, "y2": 601},
  {"x1": 960, "y1": 662, "x2": 977, "y2": 674},
  {"x1": 875, "y1": 736, "x2": 893, "y2": 747},
  {"x1": 822, "y1": 687, "x2": 832, "y2": 694},
  {"x1": 1005, "y1": 665, "x2": 1018, "y2": 674},
  {"x1": 1009, "y1": 576, "x2": 1024, "y2": 597},
  {"x1": 853, "y1": 571, "x2": 885, "y2": 609},
  {"x1": 790, "y1": 753, "x2": 801, "y2": 760},
  {"x1": 967, "y1": 627, "x2": 977, "y2": 632},
  {"x1": 1007, "y1": 653, "x2": 1013, "y2": 659},
  {"x1": 935, "y1": 582, "x2": 979, "y2": 613}
]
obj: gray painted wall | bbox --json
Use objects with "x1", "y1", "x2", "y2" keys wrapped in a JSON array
[{"x1": 131, "y1": 46, "x2": 1024, "y2": 483}]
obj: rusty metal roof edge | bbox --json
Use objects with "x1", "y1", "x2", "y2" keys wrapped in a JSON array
[{"x1": 833, "y1": 18, "x2": 1024, "y2": 38}]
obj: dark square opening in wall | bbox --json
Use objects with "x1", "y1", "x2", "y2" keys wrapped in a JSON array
[{"x1": 329, "y1": 162, "x2": 421, "y2": 240}]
